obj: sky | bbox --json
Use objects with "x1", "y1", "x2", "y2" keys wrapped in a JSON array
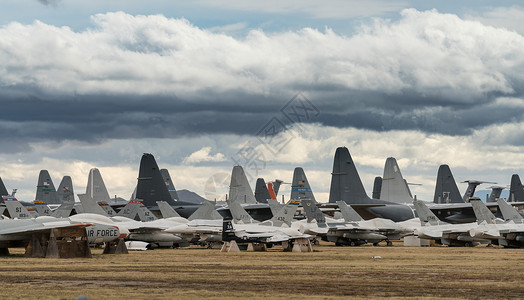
[{"x1": 1, "y1": 0, "x2": 523, "y2": 203}]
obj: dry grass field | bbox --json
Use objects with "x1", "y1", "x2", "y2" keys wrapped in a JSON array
[{"x1": 0, "y1": 242, "x2": 522, "y2": 299}]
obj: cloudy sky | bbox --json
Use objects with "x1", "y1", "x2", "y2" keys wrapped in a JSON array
[{"x1": 1, "y1": 0, "x2": 523, "y2": 203}]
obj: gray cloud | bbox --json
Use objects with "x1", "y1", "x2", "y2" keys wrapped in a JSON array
[
  {"x1": 0, "y1": 9, "x2": 523, "y2": 153},
  {"x1": 37, "y1": 0, "x2": 61, "y2": 6}
]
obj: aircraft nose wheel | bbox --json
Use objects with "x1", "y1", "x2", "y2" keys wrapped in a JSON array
[{"x1": 386, "y1": 241, "x2": 393, "y2": 246}]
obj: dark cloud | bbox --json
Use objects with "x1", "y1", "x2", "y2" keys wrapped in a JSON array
[
  {"x1": 1, "y1": 10, "x2": 523, "y2": 153},
  {"x1": 1, "y1": 86, "x2": 524, "y2": 154}
]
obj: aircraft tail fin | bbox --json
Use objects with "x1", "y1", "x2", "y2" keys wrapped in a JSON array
[
  {"x1": 4, "y1": 195, "x2": 32, "y2": 219},
  {"x1": 413, "y1": 198, "x2": 442, "y2": 226},
  {"x1": 160, "y1": 169, "x2": 180, "y2": 201},
  {"x1": 226, "y1": 198, "x2": 256, "y2": 224},
  {"x1": 433, "y1": 165, "x2": 463, "y2": 204},
  {"x1": 380, "y1": 157, "x2": 412, "y2": 204},
  {"x1": 254, "y1": 178, "x2": 271, "y2": 203},
  {"x1": 116, "y1": 200, "x2": 141, "y2": 219},
  {"x1": 222, "y1": 218, "x2": 236, "y2": 242},
  {"x1": 267, "y1": 198, "x2": 284, "y2": 216},
  {"x1": 487, "y1": 186, "x2": 504, "y2": 202},
  {"x1": 336, "y1": 201, "x2": 363, "y2": 222},
  {"x1": 496, "y1": 198, "x2": 523, "y2": 223},
  {"x1": 228, "y1": 166, "x2": 256, "y2": 204},
  {"x1": 188, "y1": 201, "x2": 222, "y2": 221},
  {"x1": 328, "y1": 147, "x2": 370, "y2": 204},
  {"x1": 35, "y1": 170, "x2": 60, "y2": 204},
  {"x1": 136, "y1": 153, "x2": 176, "y2": 207},
  {"x1": 98, "y1": 201, "x2": 117, "y2": 217},
  {"x1": 77, "y1": 193, "x2": 109, "y2": 216},
  {"x1": 372, "y1": 177, "x2": 382, "y2": 199},
  {"x1": 33, "y1": 201, "x2": 51, "y2": 216},
  {"x1": 0, "y1": 177, "x2": 8, "y2": 200},
  {"x1": 300, "y1": 200, "x2": 326, "y2": 224},
  {"x1": 470, "y1": 198, "x2": 497, "y2": 224},
  {"x1": 57, "y1": 176, "x2": 75, "y2": 204},
  {"x1": 290, "y1": 167, "x2": 316, "y2": 204},
  {"x1": 508, "y1": 174, "x2": 524, "y2": 202},
  {"x1": 50, "y1": 201, "x2": 74, "y2": 218},
  {"x1": 157, "y1": 201, "x2": 181, "y2": 218},
  {"x1": 266, "y1": 204, "x2": 297, "y2": 227},
  {"x1": 271, "y1": 179, "x2": 283, "y2": 196},
  {"x1": 137, "y1": 204, "x2": 158, "y2": 221},
  {"x1": 86, "y1": 168, "x2": 110, "y2": 203}
]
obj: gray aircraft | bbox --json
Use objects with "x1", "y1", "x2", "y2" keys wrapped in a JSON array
[
  {"x1": 508, "y1": 174, "x2": 524, "y2": 202},
  {"x1": 300, "y1": 199, "x2": 389, "y2": 246},
  {"x1": 328, "y1": 147, "x2": 415, "y2": 222},
  {"x1": 378, "y1": 157, "x2": 413, "y2": 204},
  {"x1": 469, "y1": 198, "x2": 524, "y2": 248},
  {"x1": 413, "y1": 198, "x2": 488, "y2": 247},
  {"x1": 136, "y1": 153, "x2": 202, "y2": 218}
]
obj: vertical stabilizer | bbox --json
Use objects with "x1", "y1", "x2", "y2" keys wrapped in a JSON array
[
  {"x1": 508, "y1": 174, "x2": 524, "y2": 202},
  {"x1": 380, "y1": 157, "x2": 412, "y2": 204},
  {"x1": 160, "y1": 169, "x2": 180, "y2": 201},
  {"x1": 496, "y1": 198, "x2": 523, "y2": 223},
  {"x1": 433, "y1": 165, "x2": 463, "y2": 204},
  {"x1": 413, "y1": 199, "x2": 442, "y2": 226},
  {"x1": 487, "y1": 186, "x2": 504, "y2": 202},
  {"x1": 86, "y1": 168, "x2": 110, "y2": 203},
  {"x1": 116, "y1": 200, "x2": 141, "y2": 219},
  {"x1": 336, "y1": 201, "x2": 363, "y2": 222},
  {"x1": 51, "y1": 202, "x2": 74, "y2": 218},
  {"x1": 4, "y1": 196, "x2": 32, "y2": 219},
  {"x1": 137, "y1": 205, "x2": 158, "y2": 221},
  {"x1": 228, "y1": 166, "x2": 256, "y2": 204},
  {"x1": 372, "y1": 177, "x2": 382, "y2": 199},
  {"x1": 462, "y1": 181, "x2": 481, "y2": 202},
  {"x1": 328, "y1": 147, "x2": 370, "y2": 204},
  {"x1": 254, "y1": 178, "x2": 271, "y2": 203},
  {"x1": 267, "y1": 199, "x2": 284, "y2": 216},
  {"x1": 136, "y1": 154, "x2": 176, "y2": 207},
  {"x1": 271, "y1": 179, "x2": 283, "y2": 196},
  {"x1": 470, "y1": 198, "x2": 498, "y2": 224},
  {"x1": 77, "y1": 194, "x2": 109, "y2": 216},
  {"x1": 33, "y1": 202, "x2": 51, "y2": 216},
  {"x1": 35, "y1": 170, "x2": 59, "y2": 204},
  {"x1": 264, "y1": 204, "x2": 297, "y2": 227},
  {"x1": 0, "y1": 177, "x2": 8, "y2": 200},
  {"x1": 157, "y1": 201, "x2": 181, "y2": 218},
  {"x1": 290, "y1": 167, "x2": 316, "y2": 204},
  {"x1": 57, "y1": 176, "x2": 75, "y2": 204},
  {"x1": 226, "y1": 199, "x2": 256, "y2": 224},
  {"x1": 301, "y1": 200, "x2": 326, "y2": 224},
  {"x1": 188, "y1": 201, "x2": 222, "y2": 221}
]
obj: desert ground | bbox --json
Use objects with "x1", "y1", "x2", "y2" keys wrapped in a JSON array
[{"x1": 0, "y1": 242, "x2": 522, "y2": 299}]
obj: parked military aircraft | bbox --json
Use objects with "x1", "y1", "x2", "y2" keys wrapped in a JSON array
[{"x1": 328, "y1": 147, "x2": 415, "y2": 222}]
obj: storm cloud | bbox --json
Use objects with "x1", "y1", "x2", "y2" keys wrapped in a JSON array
[{"x1": 0, "y1": 9, "x2": 523, "y2": 153}]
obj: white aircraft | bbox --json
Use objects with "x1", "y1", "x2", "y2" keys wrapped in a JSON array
[
  {"x1": 412, "y1": 199, "x2": 489, "y2": 247},
  {"x1": 468, "y1": 198, "x2": 524, "y2": 248}
]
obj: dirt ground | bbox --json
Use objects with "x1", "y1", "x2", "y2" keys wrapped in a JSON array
[{"x1": 0, "y1": 242, "x2": 522, "y2": 299}]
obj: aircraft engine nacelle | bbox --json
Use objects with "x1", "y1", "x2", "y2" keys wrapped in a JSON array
[
  {"x1": 128, "y1": 232, "x2": 184, "y2": 243},
  {"x1": 86, "y1": 224, "x2": 123, "y2": 244},
  {"x1": 342, "y1": 232, "x2": 387, "y2": 241}
]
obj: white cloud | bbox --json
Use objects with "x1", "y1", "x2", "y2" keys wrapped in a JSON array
[
  {"x1": 465, "y1": 6, "x2": 524, "y2": 35},
  {"x1": 0, "y1": 9, "x2": 522, "y2": 101},
  {"x1": 182, "y1": 146, "x2": 226, "y2": 164},
  {"x1": 3, "y1": 120, "x2": 524, "y2": 203}
]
